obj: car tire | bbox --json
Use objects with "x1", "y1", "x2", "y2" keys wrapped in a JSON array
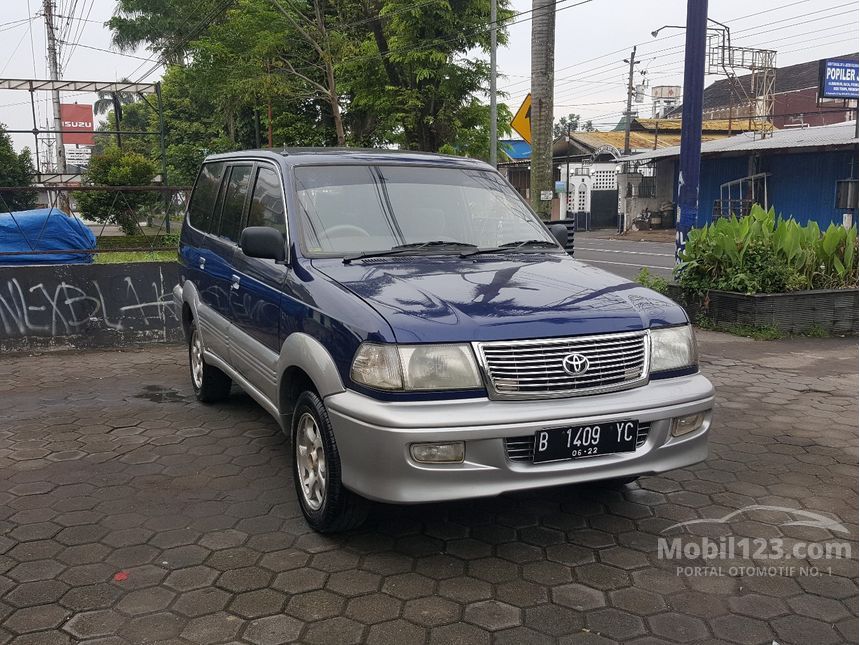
[
  {"x1": 291, "y1": 390, "x2": 369, "y2": 533},
  {"x1": 188, "y1": 319, "x2": 232, "y2": 403}
]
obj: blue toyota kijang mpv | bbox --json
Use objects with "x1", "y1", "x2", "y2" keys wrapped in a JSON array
[{"x1": 174, "y1": 149, "x2": 714, "y2": 532}]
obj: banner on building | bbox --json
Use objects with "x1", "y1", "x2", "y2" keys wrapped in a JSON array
[{"x1": 60, "y1": 103, "x2": 95, "y2": 145}]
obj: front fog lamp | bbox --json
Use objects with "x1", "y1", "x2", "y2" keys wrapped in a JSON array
[
  {"x1": 410, "y1": 442, "x2": 465, "y2": 463},
  {"x1": 671, "y1": 412, "x2": 706, "y2": 437},
  {"x1": 650, "y1": 325, "x2": 698, "y2": 373},
  {"x1": 350, "y1": 343, "x2": 482, "y2": 391}
]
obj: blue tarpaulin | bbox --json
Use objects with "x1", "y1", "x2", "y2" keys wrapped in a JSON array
[{"x1": 0, "y1": 208, "x2": 96, "y2": 264}]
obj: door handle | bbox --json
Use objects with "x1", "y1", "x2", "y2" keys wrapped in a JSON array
[{"x1": 230, "y1": 274, "x2": 241, "y2": 290}]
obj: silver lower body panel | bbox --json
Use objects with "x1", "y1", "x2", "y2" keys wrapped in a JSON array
[{"x1": 325, "y1": 373, "x2": 714, "y2": 503}]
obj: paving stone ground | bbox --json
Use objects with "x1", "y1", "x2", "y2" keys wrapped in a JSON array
[{"x1": 0, "y1": 332, "x2": 857, "y2": 645}]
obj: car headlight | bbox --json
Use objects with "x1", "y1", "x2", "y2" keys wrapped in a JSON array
[
  {"x1": 351, "y1": 343, "x2": 482, "y2": 391},
  {"x1": 650, "y1": 325, "x2": 698, "y2": 374}
]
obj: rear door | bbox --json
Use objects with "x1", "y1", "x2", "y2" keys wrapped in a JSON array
[
  {"x1": 183, "y1": 161, "x2": 226, "y2": 350},
  {"x1": 229, "y1": 162, "x2": 289, "y2": 399},
  {"x1": 202, "y1": 162, "x2": 253, "y2": 361}
]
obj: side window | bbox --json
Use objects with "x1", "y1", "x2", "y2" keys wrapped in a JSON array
[
  {"x1": 187, "y1": 162, "x2": 225, "y2": 232},
  {"x1": 216, "y1": 164, "x2": 252, "y2": 243},
  {"x1": 247, "y1": 166, "x2": 286, "y2": 234}
]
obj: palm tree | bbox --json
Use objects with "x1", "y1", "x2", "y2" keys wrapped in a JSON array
[
  {"x1": 94, "y1": 78, "x2": 138, "y2": 116},
  {"x1": 529, "y1": 0, "x2": 556, "y2": 220}
]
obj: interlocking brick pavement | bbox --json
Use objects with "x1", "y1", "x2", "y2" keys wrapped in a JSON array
[{"x1": 0, "y1": 332, "x2": 857, "y2": 644}]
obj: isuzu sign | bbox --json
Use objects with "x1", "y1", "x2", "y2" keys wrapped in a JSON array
[
  {"x1": 59, "y1": 103, "x2": 95, "y2": 145},
  {"x1": 818, "y1": 58, "x2": 859, "y2": 100}
]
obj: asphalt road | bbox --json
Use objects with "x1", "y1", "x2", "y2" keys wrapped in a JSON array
[{"x1": 574, "y1": 233, "x2": 675, "y2": 282}]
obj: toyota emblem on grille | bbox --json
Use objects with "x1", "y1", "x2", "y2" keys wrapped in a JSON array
[{"x1": 562, "y1": 353, "x2": 590, "y2": 375}]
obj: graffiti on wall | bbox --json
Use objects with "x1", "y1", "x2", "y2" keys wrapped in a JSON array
[{"x1": 0, "y1": 263, "x2": 182, "y2": 346}]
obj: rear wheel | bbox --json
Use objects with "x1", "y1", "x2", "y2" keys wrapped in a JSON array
[
  {"x1": 188, "y1": 320, "x2": 231, "y2": 403},
  {"x1": 292, "y1": 390, "x2": 369, "y2": 533}
]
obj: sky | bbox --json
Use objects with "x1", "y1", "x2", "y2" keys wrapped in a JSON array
[{"x1": 0, "y1": 0, "x2": 857, "y2": 156}]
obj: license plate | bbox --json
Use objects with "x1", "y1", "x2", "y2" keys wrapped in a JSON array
[{"x1": 532, "y1": 420, "x2": 638, "y2": 463}]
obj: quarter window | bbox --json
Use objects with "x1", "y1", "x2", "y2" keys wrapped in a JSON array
[
  {"x1": 187, "y1": 162, "x2": 225, "y2": 232},
  {"x1": 217, "y1": 165, "x2": 252, "y2": 243},
  {"x1": 247, "y1": 166, "x2": 286, "y2": 233}
]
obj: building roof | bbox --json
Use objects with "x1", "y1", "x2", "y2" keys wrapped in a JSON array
[
  {"x1": 667, "y1": 53, "x2": 859, "y2": 115},
  {"x1": 613, "y1": 116, "x2": 754, "y2": 133},
  {"x1": 624, "y1": 120, "x2": 858, "y2": 162},
  {"x1": 499, "y1": 139, "x2": 532, "y2": 160}
]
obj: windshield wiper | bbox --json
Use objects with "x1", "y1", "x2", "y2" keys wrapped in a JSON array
[
  {"x1": 460, "y1": 239, "x2": 560, "y2": 257},
  {"x1": 343, "y1": 240, "x2": 477, "y2": 264}
]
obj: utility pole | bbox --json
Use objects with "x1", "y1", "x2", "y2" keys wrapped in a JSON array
[
  {"x1": 43, "y1": 0, "x2": 70, "y2": 213},
  {"x1": 623, "y1": 46, "x2": 640, "y2": 156},
  {"x1": 488, "y1": 0, "x2": 498, "y2": 167},
  {"x1": 676, "y1": 0, "x2": 709, "y2": 263},
  {"x1": 529, "y1": 0, "x2": 556, "y2": 220}
]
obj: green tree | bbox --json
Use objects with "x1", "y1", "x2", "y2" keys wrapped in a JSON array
[
  {"x1": 106, "y1": 0, "x2": 514, "y2": 164},
  {"x1": 553, "y1": 113, "x2": 580, "y2": 138},
  {"x1": 0, "y1": 125, "x2": 37, "y2": 212},
  {"x1": 75, "y1": 147, "x2": 158, "y2": 235},
  {"x1": 439, "y1": 101, "x2": 513, "y2": 162},
  {"x1": 108, "y1": 0, "x2": 226, "y2": 64},
  {"x1": 339, "y1": 0, "x2": 513, "y2": 151}
]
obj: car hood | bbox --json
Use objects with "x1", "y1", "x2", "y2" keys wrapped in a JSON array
[{"x1": 311, "y1": 254, "x2": 687, "y2": 343}]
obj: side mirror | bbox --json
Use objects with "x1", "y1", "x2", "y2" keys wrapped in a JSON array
[
  {"x1": 240, "y1": 226, "x2": 286, "y2": 262},
  {"x1": 549, "y1": 223, "x2": 568, "y2": 247}
]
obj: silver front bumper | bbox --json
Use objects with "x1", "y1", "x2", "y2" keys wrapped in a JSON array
[{"x1": 325, "y1": 373, "x2": 714, "y2": 503}]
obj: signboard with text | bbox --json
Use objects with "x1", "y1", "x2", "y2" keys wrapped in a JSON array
[
  {"x1": 818, "y1": 59, "x2": 859, "y2": 100},
  {"x1": 59, "y1": 103, "x2": 95, "y2": 145}
]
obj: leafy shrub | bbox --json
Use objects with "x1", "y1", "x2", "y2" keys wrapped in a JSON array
[
  {"x1": 676, "y1": 205, "x2": 858, "y2": 294},
  {"x1": 74, "y1": 147, "x2": 158, "y2": 235},
  {"x1": 635, "y1": 267, "x2": 668, "y2": 294}
]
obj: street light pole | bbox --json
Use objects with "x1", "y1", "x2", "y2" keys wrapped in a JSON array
[
  {"x1": 676, "y1": 0, "x2": 708, "y2": 263},
  {"x1": 489, "y1": 0, "x2": 498, "y2": 167}
]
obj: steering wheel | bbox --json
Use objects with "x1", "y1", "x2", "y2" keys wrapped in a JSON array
[{"x1": 323, "y1": 224, "x2": 371, "y2": 239}]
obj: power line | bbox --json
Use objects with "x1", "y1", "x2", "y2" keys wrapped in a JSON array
[
  {"x1": 58, "y1": 40, "x2": 153, "y2": 61},
  {"x1": 61, "y1": 0, "x2": 97, "y2": 68},
  {"x1": 548, "y1": 6, "x2": 858, "y2": 107},
  {"x1": 0, "y1": 24, "x2": 32, "y2": 76},
  {"x1": 128, "y1": 0, "x2": 236, "y2": 81},
  {"x1": 499, "y1": 0, "x2": 854, "y2": 93}
]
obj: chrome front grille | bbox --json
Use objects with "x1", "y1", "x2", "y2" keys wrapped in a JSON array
[
  {"x1": 475, "y1": 331, "x2": 649, "y2": 399},
  {"x1": 505, "y1": 422, "x2": 652, "y2": 463}
]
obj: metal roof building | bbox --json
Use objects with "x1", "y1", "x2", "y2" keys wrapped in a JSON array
[{"x1": 622, "y1": 122, "x2": 858, "y2": 230}]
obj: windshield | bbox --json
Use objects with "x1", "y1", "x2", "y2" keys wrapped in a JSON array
[{"x1": 295, "y1": 165, "x2": 558, "y2": 256}]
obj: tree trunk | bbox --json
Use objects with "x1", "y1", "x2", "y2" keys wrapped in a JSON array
[
  {"x1": 529, "y1": 0, "x2": 555, "y2": 220},
  {"x1": 326, "y1": 65, "x2": 345, "y2": 146}
]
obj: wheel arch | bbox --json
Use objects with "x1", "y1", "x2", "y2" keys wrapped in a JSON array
[{"x1": 277, "y1": 333, "x2": 346, "y2": 429}]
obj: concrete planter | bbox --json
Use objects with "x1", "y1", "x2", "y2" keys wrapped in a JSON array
[
  {"x1": 667, "y1": 284, "x2": 859, "y2": 335},
  {"x1": 0, "y1": 261, "x2": 182, "y2": 351}
]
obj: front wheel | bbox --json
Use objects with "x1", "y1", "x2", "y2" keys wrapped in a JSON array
[
  {"x1": 291, "y1": 391, "x2": 369, "y2": 533},
  {"x1": 188, "y1": 320, "x2": 232, "y2": 403}
]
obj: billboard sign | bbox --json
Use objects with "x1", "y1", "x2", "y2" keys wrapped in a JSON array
[
  {"x1": 60, "y1": 103, "x2": 95, "y2": 145},
  {"x1": 818, "y1": 59, "x2": 859, "y2": 100}
]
